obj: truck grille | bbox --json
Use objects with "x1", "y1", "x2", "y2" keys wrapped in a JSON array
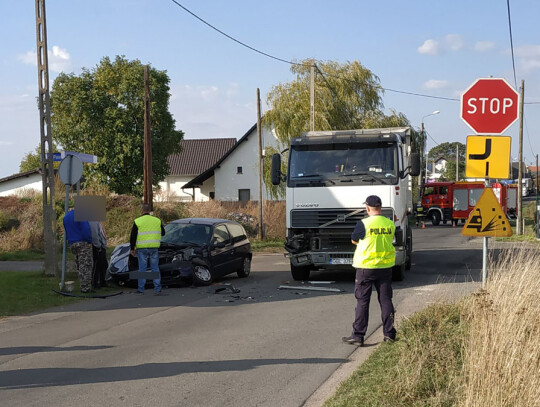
[{"x1": 291, "y1": 209, "x2": 366, "y2": 228}]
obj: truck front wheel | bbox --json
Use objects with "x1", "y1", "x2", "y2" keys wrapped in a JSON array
[
  {"x1": 430, "y1": 211, "x2": 441, "y2": 226},
  {"x1": 291, "y1": 264, "x2": 311, "y2": 281},
  {"x1": 392, "y1": 263, "x2": 405, "y2": 281}
]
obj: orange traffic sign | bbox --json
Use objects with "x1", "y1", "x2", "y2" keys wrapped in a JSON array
[{"x1": 462, "y1": 188, "x2": 513, "y2": 237}]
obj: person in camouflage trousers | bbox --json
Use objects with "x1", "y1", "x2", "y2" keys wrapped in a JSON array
[
  {"x1": 70, "y1": 241, "x2": 93, "y2": 291},
  {"x1": 63, "y1": 209, "x2": 93, "y2": 293}
]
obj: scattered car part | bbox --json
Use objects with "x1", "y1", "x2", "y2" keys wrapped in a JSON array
[{"x1": 278, "y1": 285, "x2": 343, "y2": 293}]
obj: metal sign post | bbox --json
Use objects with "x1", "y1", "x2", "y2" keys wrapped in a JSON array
[
  {"x1": 462, "y1": 187, "x2": 513, "y2": 289},
  {"x1": 58, "y1": 155, "x2": 83, "y2": 290}
]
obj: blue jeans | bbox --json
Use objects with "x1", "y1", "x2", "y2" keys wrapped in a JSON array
[{"x1": 137, "y1": 248, "x2": 161, "y2": 292}]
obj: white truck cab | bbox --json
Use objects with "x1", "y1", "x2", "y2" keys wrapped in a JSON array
[{"x1": 271, "y1": 127, "x2": 420, "y2": 281}]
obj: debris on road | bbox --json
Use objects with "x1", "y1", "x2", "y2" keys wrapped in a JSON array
[
  {"x1": 214, "y1": 283, "x2": 240, "y2": 294},
  {"x1": 278, "y1": 285, "x2": 343, "y2": 293}
]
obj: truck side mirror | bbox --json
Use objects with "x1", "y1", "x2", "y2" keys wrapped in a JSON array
[
  {"x1": 271, "y1": 153, "x2": 282, "y2": 185},
  {"x1": 409, "y1": 153, "x2": 421, "y2": 176}
]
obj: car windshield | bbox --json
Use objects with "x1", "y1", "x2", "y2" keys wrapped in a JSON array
[{"x1": 162, "y1": 223, "x2": 212, "y2": 246}]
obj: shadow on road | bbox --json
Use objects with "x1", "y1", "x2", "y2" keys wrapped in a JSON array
[
  {"x1": 0, "y1": 345, "x2": 113, "y2": 356},
  {"x1": 0, "y1": 357, "x2": 347, "y2": 390}
]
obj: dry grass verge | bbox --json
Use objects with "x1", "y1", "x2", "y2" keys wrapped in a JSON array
[
  {"x1": 459, "y1": 246, "x2": 540, "y2": 406},
  {"x1": 0, "y1": 191, "x2": 286, "y2": 252}
]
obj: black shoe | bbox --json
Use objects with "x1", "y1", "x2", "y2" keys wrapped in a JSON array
[
  {"x1": 135, "y1": 290, "x2": 144, "y2": 294},
  {"x1": 383, "y1": 336, "x2": 395, "y2": 343},
  {"x1": 342, "y1": 336, "x2": 364, "y2": 346}
]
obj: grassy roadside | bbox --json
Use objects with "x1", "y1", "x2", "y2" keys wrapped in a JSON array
[
  {"x1": 0, "y1": 272, "x2": 82, "y2": 317},
  {"x1": 325, "y1": 303, "x2": 466, "y2": 406},
  {"x1": 325, "y1": 246, "x2": 540, "y2": 406},
  {"x1": 0, "y1": 271, "x2": 122, "y2": 318}
]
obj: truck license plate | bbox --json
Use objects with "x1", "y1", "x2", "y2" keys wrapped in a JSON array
[{"x1": 330, "y1": 258, "x2": 352, "y2": 265}]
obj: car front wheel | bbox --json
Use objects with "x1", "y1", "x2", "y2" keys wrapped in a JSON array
[
  {"x1": 237, "y1": 257, "x2": 251, "y2": 278},
  {"x1": 192, "y1": 265, "x2": 213, "y2": 286}
]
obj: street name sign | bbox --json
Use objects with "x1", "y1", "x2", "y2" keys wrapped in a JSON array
[
  {"x1": 460, "y1": 78, "x2": 519, "y2": 135},
  {"x1": 465, "y1": 135, "x2": 511, "y2": 179},
  {"x1": 462, "y1": 188, "x2": 513, "y2": 237}
]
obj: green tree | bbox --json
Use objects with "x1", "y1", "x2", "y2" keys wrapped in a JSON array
[
  {"x1": 50, "y1": 56, "x2": 183, "y2": 195},
  {"x1": 427, "y1": 142, "x2": 466, "y2": 181},
  {"x1": 19, "y1": 146, "x2": 43, "y2": 173},
  {"x1": 19, "y1": 143, "x2": 60, "y2": 173},
  {"x1": 262, "y1": 59, "x2": 415, "y2": 198}
]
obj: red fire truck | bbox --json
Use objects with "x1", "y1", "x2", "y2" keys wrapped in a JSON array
[{"x1": 417, "y1": 181, "x2": 517, "y2": 226}]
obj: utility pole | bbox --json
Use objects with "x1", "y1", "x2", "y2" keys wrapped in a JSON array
[
  {"x1": 535, "y1": 154, "x2": 540, "y2": 239},
  {"x1": 310, "y1": 63, "x2": 315, "y2": 131},
  {"x1": 35, "y1": 0, "x2": 58, "y2": 277},
  {"x1": 143, "y1": 65, "x2": 153, "y2": 210},
  {"x1": 257, "y1": 88, "x2": 264, "y2": 240},
  {"x1": 517, "y1": 80, "x2": 524, "y2": 235}
]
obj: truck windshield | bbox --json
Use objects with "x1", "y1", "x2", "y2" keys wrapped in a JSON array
[{"x1": 287, "y1": 142, "x2": 398, "y2": 187}]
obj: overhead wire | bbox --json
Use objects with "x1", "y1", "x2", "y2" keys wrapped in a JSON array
[
  {"x1": 168, "y1": 0, "x2": 461, "y2": 103},
  {"x1": 506, "y1": 0, "x2": 518, "y2": 88},
  {"x1": 506, "y1": 0, "x2": 536, "y2": 161},
  {"x1": 169, "y1": 0, "x2": 540, "y2": 161},
  {"x1": 169, "y1": 0, "x2": 540, "y2": 107}
]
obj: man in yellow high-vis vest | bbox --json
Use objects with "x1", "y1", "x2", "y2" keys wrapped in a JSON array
[
  {"x1": 342, "y1": 195, "x2": 396, "y2": 346},
  {"x1": 130, "y1": 204, "x2": 165, "y2": 294}
]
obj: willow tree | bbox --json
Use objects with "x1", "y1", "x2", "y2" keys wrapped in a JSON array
[
  {"x1": 262, "y1": 59, "x2": 413, "y2": 198},
  {"x1": 50, "y1": 56, "x2": 183, "y2": 195}
]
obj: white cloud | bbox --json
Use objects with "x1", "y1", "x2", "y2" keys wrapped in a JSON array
[
  {"x1": 17, "y1": 45, "x2": 72, "y2": 73},
  {"x1": 418, "y1": 39, "x2": 440, "y2": 55},
  {"x1": 474, "y1": 41, "x2": 495, "y2": 52},
  {"x1": 515, "y1": 44, "x2": 540, "y2": 72},
  {"x1": 0, "y1": 141, "x2": 14, "y2": 146},
  {"x1": 169, "y1": 83, "x2": 255, "y2": 140},
  {"x1": 445, "y1": 34, "x2": 464, "y2": 51},
  {"x1": 418, "y1": 34, "x2": 465, "y2": 55},
  {"x1": 423, "y1": 79, "x2": 449, "y2": 90}
]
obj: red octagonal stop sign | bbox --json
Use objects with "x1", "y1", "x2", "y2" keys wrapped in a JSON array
[{"x1": 461, "y1": 78, "x2": 519, "y2": 134}]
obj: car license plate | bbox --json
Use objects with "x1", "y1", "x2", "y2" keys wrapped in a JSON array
[{"x1": 330, "y1": 258, "x2": 352, "y2": 265}]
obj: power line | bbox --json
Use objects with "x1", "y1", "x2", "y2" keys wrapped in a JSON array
[
  {"x1": 169, "y1": 0, "x2": 540, "y2": 106},
  {"x1": 168, "y1": 0, "x2": 299, "y2": 66},
  {"x1": 424, "y1": 130, "x2": 440, "y2": 147},
  {"x1": 506, "y1": 0, "x2": 518, "y2": 88}
]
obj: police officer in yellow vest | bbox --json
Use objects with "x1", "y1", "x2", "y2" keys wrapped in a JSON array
[
  {"x1": 130, "y1": 203, "x2": 165, "y2": 294},
  {"x1": 342, "y1": 195, "x2": 397, "y2": 346}
]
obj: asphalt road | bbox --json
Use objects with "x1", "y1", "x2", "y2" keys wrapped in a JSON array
[{"x1": 0, "y1": 225, "x2": 485, "y2": 407}]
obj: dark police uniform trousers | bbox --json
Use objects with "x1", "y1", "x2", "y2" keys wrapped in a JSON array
[{"x1": 353, "y1": 267, "x2": 396, "y2": 340}]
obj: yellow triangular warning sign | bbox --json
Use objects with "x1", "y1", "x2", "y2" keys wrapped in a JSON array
[{"x1": 462, "y1": 188, "x2": 513, "y2": 237}]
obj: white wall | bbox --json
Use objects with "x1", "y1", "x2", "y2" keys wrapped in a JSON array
[
  {"x1": 0, "y1": 174, "x2": 42, "y2": 197},
  {"x1": 158, "y1": 175, "x2": 201, "y2": 201},
  {"x1": 215, "y1": 126, "x2": 279, "y2": 201}
]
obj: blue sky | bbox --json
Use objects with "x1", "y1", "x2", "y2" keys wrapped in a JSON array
[{"x1": 2, "y1": 0, "x2": 540, "y2": 179}]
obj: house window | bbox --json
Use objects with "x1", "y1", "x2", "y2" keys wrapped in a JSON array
[
  {"x1": 209, "y1": 192, "x2": 215, "y2": 200},
  {"x1": 239, "y1": 189, "x2": 250, "y2": 202},
  {"x1": 237, "y1": 166, "x2": 243, "y2": 174}
]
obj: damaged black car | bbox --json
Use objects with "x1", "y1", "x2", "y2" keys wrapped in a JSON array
[{"x1": 107, "y1": 218, "x2": 252, "y2": 286}]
